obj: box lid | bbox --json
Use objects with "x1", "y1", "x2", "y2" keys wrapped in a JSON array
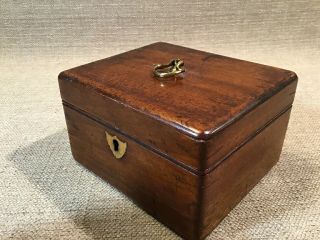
[{"x1": 59, "y1": 42, "x2": 297, "y2": 174}]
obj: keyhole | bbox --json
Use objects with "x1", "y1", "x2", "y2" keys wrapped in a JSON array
[{"x1": 113, "y1": 139, "x2": 119, "y2": 151}]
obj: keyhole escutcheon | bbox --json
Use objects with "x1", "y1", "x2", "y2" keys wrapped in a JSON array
[{"x1": 105, "y1": 131, "x2": 127, "y2": 159}]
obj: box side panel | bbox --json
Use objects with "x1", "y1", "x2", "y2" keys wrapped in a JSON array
[
  {"x1": 199, "y1": 108, "x2": 291, "y2": 239},
  {"x1": 59, "y1": 76, "x2": 204, "y2": 173},
  {"x1": 63, "y1": 105, "x2": 201, "y2": 240},
  {"x1": 205, "y1": 80, "x2": 297, "y2": 171}
]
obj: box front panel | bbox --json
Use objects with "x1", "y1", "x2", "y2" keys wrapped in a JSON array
[
  {"x1": 63, "y1": 105, "x2": 201, "y2": 239},
  {"x1": 59, "y1": 78, "x2": 204, "y2": 172}
]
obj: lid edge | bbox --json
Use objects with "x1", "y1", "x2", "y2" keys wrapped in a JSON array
[{"x1": 58, "y1": 70, "x2": 298, "y2": 141}]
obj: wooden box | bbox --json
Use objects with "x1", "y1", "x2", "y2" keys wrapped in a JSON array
[{"x1": 58, "y1": 42, "x2": 298, "y2": 239}]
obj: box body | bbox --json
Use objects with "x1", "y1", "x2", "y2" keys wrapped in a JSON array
[{"x1": 58, "y1": 42, "x2": 297, "y2": 239}]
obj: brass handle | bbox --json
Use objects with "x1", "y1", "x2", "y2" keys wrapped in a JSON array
[
  {"x1": 153, "y1": 59, "x2": 185, "y2": 78},
  {"x1": 106, "y1": 131, "x2": 127, "y2": 159}
]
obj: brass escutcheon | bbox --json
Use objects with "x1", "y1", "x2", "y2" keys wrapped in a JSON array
[
  {"x1": 105, "y1": 131, "x2": 127, "y2": 159},
  {"x1": 153, "y1": 59, "x2": 185, "y2": 78}
]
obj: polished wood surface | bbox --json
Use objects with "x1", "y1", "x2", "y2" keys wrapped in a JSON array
[
  {"x1": 59, "y1": 42, "x2": 297, "y2": 172},
  {"x1": 59, "y1": 42, "x2": 296, "y2": 139},
  {"x1": 205, "y1": 81, "x2": 297, "y2": 171},
  {"x1": 200, "y1": 108, "x2": 292, "y2": 239},
  {"x1": 63, "y1": 105, "x2": 201, "y2": 239},
  {"x1": 63, "y1": 104, "x2": 291, "y2": 240},
  {"x1": 59, "y1": 42, "x2": 298, "y2": 239},
  {"x1": 59, "y1": 80, "x2": 203, "y2": 173}
]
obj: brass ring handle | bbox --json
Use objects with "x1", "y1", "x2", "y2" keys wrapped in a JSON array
[{"x1": 153, "y1": 59, "x2": 185, "y2": 78}]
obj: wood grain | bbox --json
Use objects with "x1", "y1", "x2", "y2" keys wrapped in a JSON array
[
  {"x1": 59, "y1": 42, "x2": 297, "y2": 172},
  {"x1": 63, "y1": 103, "x2": 292, "y2": 240},
  {"x1": 59, "y1": 42, "x2": 298, "y2": 239},
  {"x1": 59, "y1": 42, "x2": 296, "y2": 139},
  {"x1": 200, "y1": 108, "x2": 292, "y2": 239},
  {"x1": 63, "y1": 105, "x2": 201, "y2": 239}
]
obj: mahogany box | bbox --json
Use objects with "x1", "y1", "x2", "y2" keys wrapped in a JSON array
[{"x1": 58, "y1": 42, "x2": 298, "y2": 239}]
